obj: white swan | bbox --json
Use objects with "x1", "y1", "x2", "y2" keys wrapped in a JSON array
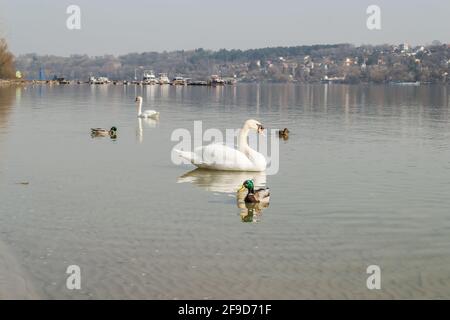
[
  {"x1": 135, "y1": 96, "x2": 159, "y2": 118},
  {"x1": 175, "y1": 119, "x2": 267, "y2": 171}
]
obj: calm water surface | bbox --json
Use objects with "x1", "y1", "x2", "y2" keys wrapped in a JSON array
[{"x1": 0, "y1": 84, "x2": 449, "y2": 299}]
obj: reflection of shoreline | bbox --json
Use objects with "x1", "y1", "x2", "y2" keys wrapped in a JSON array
[
  {"x1": 0, "y1": 239, "x2": 41, "y2": 299},
  {"x1": 0, "y1": 87, "x2": 39, "y2": 298},
  {"x1": 177, "y1": 168, "x2": 267, "y2": 193},
  {"x1": 0, "y1": 86, "x2": 16, "y2": 129}
]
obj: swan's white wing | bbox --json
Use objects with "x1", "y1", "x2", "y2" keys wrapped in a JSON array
[
  {"x1": 142, "y1": 110, "x2": 160, "y2": 118},
  {"x1": 192, "y1": 144, "x2": 256, "y2": 171},
  {"x1": 175, "y1": 143, "x2": 266, "y2": 171}
]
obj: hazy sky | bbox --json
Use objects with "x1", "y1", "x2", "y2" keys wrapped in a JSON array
[{"x1": 0, "y1": 0, "x2": 449, "y2": 56}]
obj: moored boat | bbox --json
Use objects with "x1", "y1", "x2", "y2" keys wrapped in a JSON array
[
  {"x1": 172, "y1": 76, "x2": 186, "y2": 85},
  {"x1": 142, "y1": 70, "x2": 158, "y2": 85},
  {"x1": 158, "y1": 73, "x2": 170, "y2": 84}
]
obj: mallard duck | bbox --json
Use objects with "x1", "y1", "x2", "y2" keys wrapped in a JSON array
[
  {"x1": 278, "y1": 128, "x2": 289, "y2": 139},
  {"x1": 237, "y1": 179, "x2": 270, "y2": 203},
  {"x1": 91, "y1": 126, "x2": 117, "y2": 137}
]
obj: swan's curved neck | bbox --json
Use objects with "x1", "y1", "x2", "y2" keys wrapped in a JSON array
[{"x1": 239, "y1": 124, "x2": 253, "y2": 154}]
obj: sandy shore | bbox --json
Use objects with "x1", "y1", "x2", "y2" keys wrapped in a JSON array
[
  {"x1": 0, "y1": 79, "x2": 30, "y2": 87},
  {"x1": 0, "y1": 240, "x2": 41, "y2": 299}
]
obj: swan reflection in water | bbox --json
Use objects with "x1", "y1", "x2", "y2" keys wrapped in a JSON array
[
  {"x1": 136, "y1": 118, "x2": 158, "y2": 143},
  {"x1": 177, "y1": 169, "x2": 270, "y2": 222}
]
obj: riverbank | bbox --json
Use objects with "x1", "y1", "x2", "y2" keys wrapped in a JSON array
[{"x1": 0, "y1": 79, "x2": 31, "y2": 87}]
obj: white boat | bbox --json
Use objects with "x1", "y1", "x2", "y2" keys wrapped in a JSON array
[
  {"x1": 172, "y1": 76, "x2": 186, "y2": 85},
  {"x1": 89, "y1": 76, "x2": 110, "y2": 84},
  {"x1": 158, "y1": 73, "x2": 170, "y2": 85},
  {"x1": 143, "y1": 70, "x2": 158, "y2": 85},
  {"x1": 210, "y1": 74, "x2": 225, "y2": 86}
]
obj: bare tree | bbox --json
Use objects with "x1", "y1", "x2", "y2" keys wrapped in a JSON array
[{"x1": 0, "y1": 38, "x2": 15, "y2": 79}]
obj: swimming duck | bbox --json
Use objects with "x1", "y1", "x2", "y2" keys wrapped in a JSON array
[
  {"x1": 278, "y1": 128, "x2": 289, "y2": 139},
  {"x1": 238, "y1": 179, "x2": 270, "y2": 203},
  {"x1": 91, "y1": 126, "x2": 117, "y2": 137}
]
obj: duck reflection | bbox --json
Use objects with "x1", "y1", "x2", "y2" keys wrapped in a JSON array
[
  {"x1": 177, "y1": 169, "x2": 270, "y2": 222},
  {"x1": 238, "y1": 202, "x2": 269, "y2": 223},
  {"x1": 237, "y1": 179, "x2": 270, "y2": 223}
]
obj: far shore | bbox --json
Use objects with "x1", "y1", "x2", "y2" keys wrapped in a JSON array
[
  {"x1": 0, "y1": 79, "x2": 28, "y2": 87},
  {"x1": 0, "y1": 79, "x2": 444, "y2": 87}
]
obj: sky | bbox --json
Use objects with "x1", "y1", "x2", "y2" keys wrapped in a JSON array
[{"x1": 0, "y1": 0, "x2": 449, "y2": 56}]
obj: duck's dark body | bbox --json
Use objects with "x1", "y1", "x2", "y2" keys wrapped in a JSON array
[
  {"x1": 244, "y1": 187, "x2": 270, "y2": 203},
  {"x1": 278, "y1": 128, "x2": 290, "y2": 140}
]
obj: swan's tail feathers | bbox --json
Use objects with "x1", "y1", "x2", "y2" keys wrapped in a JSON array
[{"x1": 174, "y1": 149, "x2": 197, "y2": 164}]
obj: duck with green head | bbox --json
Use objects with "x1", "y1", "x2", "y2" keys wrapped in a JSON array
[
  {"x1": 91, "y1": 126, "x2": 117, "y2": 137},
  {"x1": 238, "y1": 179, "x2": 270, "y2": 203}
]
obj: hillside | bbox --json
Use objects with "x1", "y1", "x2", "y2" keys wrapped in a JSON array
[{"x1": 15, "y1": 43, "x2": 450, "y2": 83}]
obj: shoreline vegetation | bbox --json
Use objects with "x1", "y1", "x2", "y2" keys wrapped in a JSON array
[
  {"x1": 13, "y1": 42, "x2": 450, "y2": 84},
  {"x1": 0, "y1": 38, "x2": 15, "y2": 80},
  {"x1": 2, "y1": 38, "x2": 450, "y2": 85},
  {"x1": 0, "y1": 79, "x2": 27, "y2": 86}
]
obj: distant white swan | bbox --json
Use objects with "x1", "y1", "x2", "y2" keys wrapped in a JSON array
[
  {"x1": 175, "y1": 119, "x2": 267, "y2": 172},
  {"x1": 135, "y1": 96, "x2": 159, "y2": 118}
]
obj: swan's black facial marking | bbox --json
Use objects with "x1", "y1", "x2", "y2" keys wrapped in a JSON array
[{"x1": 257, "y1": 124, "x2": 265, "y2": 134}]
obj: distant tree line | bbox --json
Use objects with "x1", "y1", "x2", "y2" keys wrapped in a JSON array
[
  {"x1": 0, "y1": 38, "x2": 15, "y2": 79},
  {"x1": 14, "y1": 44, "x2": 353, "y2": 81},
  {"x1": 14, "y1": 43, "x2": 450, "y2": 83}
]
